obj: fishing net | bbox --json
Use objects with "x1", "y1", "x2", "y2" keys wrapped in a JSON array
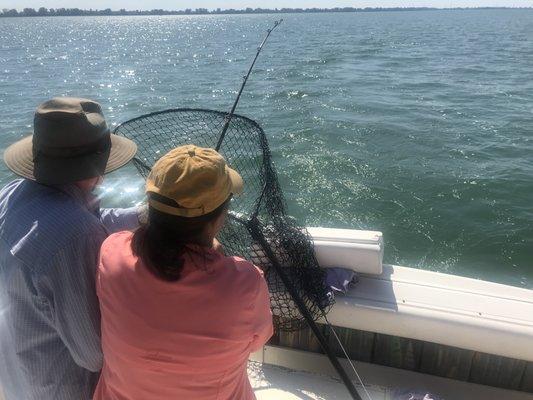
[{"x1": 114, "y1": 108, "x2": 333, "y2": 331}]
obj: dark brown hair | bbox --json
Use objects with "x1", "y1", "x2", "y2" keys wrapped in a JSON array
[{"x1": 131, "y1": 196, "x2": 230, "y2": 281}]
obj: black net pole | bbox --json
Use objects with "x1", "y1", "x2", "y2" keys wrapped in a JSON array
[{"x1": 248, "y1": 219, "x2": 363, "y2": 400}]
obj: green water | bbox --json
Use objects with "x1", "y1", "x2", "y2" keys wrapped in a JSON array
[{"x1": 0, "y1": 10, "x2": 532, "y2": 288}]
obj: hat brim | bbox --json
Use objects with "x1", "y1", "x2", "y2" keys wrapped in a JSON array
[
  {"x1": 3, "y1": 134, "x2": 137, "y2": 182},
  {"x1": 227, "y1": 166, "x2": 243, "y2": 196}
]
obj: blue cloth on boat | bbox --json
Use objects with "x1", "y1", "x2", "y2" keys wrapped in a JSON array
[
  {"x1": 322, "y1": 267, "x2": 358, "y2": 306},
  {"x1": 0, "y1": 179, "x2": 139, "y2": 400},
  {"x1": 325, "y1": 267, "x2": 358, "y2": 294}
]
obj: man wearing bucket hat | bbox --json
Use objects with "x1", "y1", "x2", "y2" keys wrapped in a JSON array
[
  {"x1": 0, "y1": 97, "x2": 138, "y2": 400},
  {"x1": 93, "y1": 145, "x2": 273, "y2": 400}
]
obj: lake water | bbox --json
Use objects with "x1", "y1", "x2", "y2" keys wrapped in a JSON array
[{"x1": 0, "y1": 10, "x2": 532, "y2": 288}]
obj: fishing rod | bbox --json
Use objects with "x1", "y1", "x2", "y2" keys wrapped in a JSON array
[
  {"x1": 215, "y1": 19, "x2": 282, "y2": 151},
  {"x1": 216, "y1": 21, "x2": 369, "y2": 400}
]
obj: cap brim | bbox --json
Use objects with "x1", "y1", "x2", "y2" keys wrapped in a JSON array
[
  {"x1": 227, "y1": 166, "x2": 243, "y2": 196},
  {"x1": 3, "y1": 134, "x2": 137, "y2": 181}
]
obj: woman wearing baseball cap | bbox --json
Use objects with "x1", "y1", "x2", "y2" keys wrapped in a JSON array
[{"x1": 94, "y1": 145, "x2": 273, "y2": 400}]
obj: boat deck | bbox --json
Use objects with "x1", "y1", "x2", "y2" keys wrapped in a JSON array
[
  {"x1": 250, "y1": 346, "x2": 533, "y2": 400},
  {"x1": 250, "y1": 361, "x2": 384, "y2": 400}
]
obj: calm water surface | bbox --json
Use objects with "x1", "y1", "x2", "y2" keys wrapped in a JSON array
[{"x1": 1, "y1": 10, "x2": 532, "y2": 288}]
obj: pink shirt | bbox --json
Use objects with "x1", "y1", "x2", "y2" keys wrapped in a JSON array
[{"x1": 93, "y1": 231, "x2": 273, "y2": 400}]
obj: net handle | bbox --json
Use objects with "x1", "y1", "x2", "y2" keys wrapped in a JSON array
[{"x1": 247, "y1": 218, "x2": 363, "y2": 400}]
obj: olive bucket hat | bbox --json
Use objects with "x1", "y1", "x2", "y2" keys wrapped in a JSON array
[{"x1": 3, "y1": 97, "x2": 137, "y2": 185}]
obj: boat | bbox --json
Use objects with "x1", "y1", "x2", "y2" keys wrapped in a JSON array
[{"x1": 248, "y1": 227, "x2": 533, "y2": 399}]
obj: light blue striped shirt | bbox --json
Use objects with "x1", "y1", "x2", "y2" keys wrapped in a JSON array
[{"x1": 0, "y1": 179, "x2": 139, "y2": 400}]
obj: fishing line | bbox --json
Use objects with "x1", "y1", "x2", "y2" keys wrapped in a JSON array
[{"x1": 322, "y1": 312, "x2": 374, "y2": 400}]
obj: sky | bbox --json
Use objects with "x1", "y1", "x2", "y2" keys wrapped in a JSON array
[{"x1": 3, "y1": 1, "x2": 533, "y2": 11}]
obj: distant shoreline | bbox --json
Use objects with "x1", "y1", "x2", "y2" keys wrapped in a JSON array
[{"x1": 1, "y1": 6, "x2": 532, "y2": 18}]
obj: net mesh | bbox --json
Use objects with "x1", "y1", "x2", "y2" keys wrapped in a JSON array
[{"x1": 114, "y1": 108, "x2": 332, "y2": 331}]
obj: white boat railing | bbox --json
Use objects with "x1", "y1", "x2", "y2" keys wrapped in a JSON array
[{"x1": 306, "y1": 227, "x2": 533, "y2": 363}]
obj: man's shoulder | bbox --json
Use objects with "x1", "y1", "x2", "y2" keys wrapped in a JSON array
[
  {"x1": 0, "y1": 178, "x2": 102, "y2": 231},
  {"x1": 0, "y1": 179, "x2": 105, "y2": 268}
]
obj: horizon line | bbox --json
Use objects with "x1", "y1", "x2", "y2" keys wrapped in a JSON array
[{"x1": 1, "y1": 6, "x2": 532, "y2": 16}]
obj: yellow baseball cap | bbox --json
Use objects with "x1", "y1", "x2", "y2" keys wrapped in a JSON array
[{"x1": 146, "y1": 145, "x2": 243, "y2": 217}]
